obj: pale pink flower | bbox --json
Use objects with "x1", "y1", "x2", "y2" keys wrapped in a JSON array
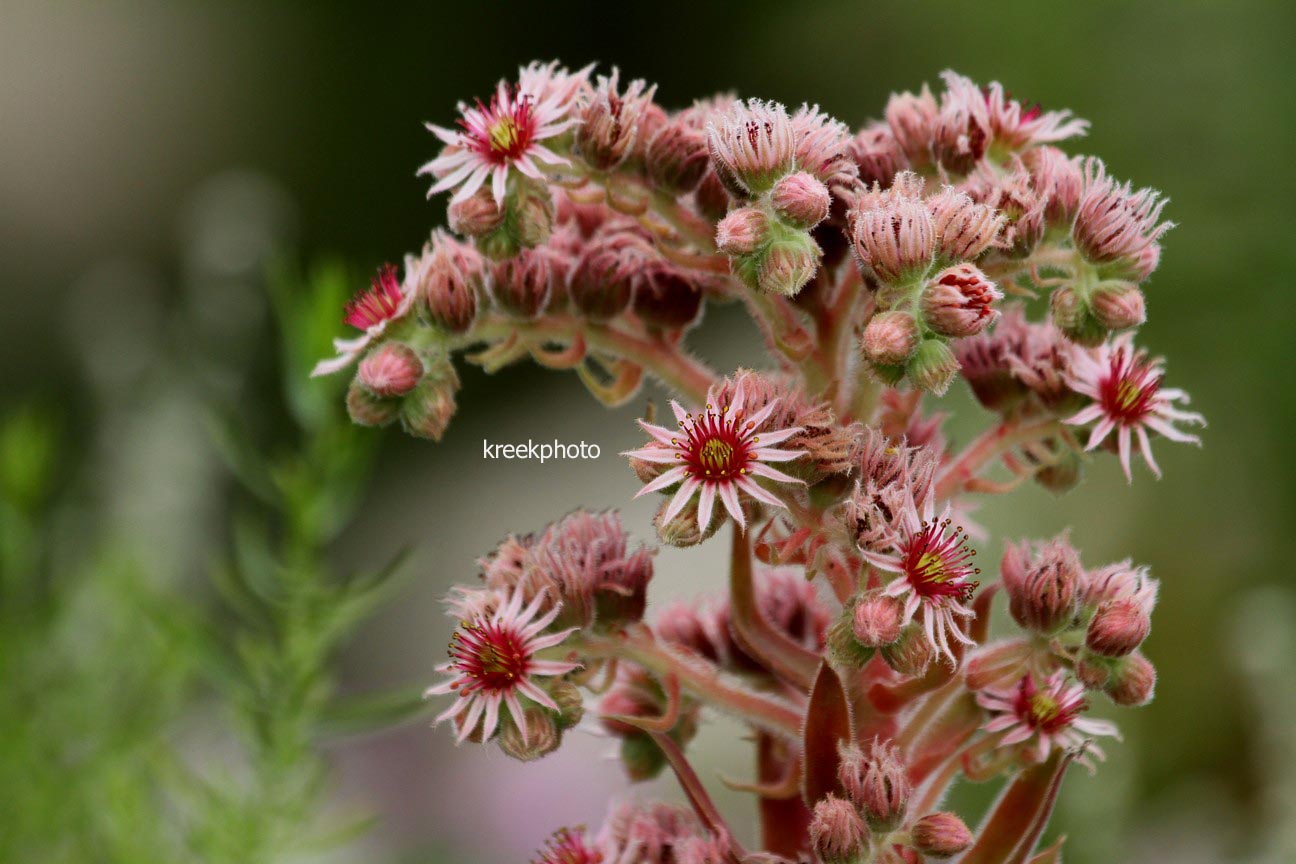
[
  {"x1": 533, "y1": 827, "x2": 603, "y2": 864},
  {"x1": 1081, "y1": 559, "x2": 1159, "y2": 615},
  {"x1": 311, "y1": 263, "x2": 415, "y2": 377},
  {"x1": 622, "y1": 380, "x2": 805, "y2": 533},
  {"x1": 857, "y1": 479, "x2": 980, "y2": 664},
  {"x1": 426, "y1": 586, "x2": 579, "y2": 744},
  {"x1": 420, "y1": 62, "x2": 592, "y2": 206},
  {"x1": 1064, "y1": 334, "x2": 1205, "y2": 480},
  {"x1": 978, "y1": 670, "x2": 1120, "y2": 769}
]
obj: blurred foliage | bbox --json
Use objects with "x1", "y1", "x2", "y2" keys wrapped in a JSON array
[{"x1": 0, "y1": 267, "x2": 423, "y2": 863}]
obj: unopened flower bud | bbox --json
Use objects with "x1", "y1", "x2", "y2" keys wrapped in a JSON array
[
  {"x1": 707, "y1": 99, "x2": 796, "y2": 195},
  {"x1": 907, "y1": 338, "x2": 960, "y2": 395},
  {"x1": 881, "y1": 623, "x2": 936, "y2": 676},
  {"x1": 1105, "y1": 651, "x2": 1156, "y2": 706},
  {"x1": 358, "y1": 342, "x2": 423, "y2": 397},
  {"x1": 346, "y1": 377, "x2": 399, "y2": 427},
  {"x1": 809, "y1": 795, "x2": 869, "y2": 864},
  {"x1": 928, "y1": 188, "x2": 1004, "y2": 261},
  {"x1": 862, "y1": 311, "x2": 920, "y2": 366},
  {"x1": 851, "y1": 199, "x2": 936, "y2": 283},
  {"x1": 1050, "y1": 286, "x2": 1106, "y2": 347},
  {"x1": 1086, "y1": 598, "x2": 1151, "y2": 657},
  {"x1": 1034, "y1": 448, "x2": 1084, "y2": 494},
  {"x1": 448, "y1": 186, "x2": 506, "y2": 237},
  {"x1": 646, "y1": 121, "x2": 710, "y2": 194},
  {"x1": 506, "y1": 182, "x2": 556, "y2": 250},
  {"x1": 1075, "y1": 654, "x2": 1113, "y2": 689},
  {"x1": 827, "y1": 611, "x2": 875, "y2": 669},
  {"x1": 772, "y1": 171, "x2": 831, "y2": 229},
  {"x1": 490, "y1": 250, "x2": 555, "y2": 319},
  {"x1": 1002, "y1": 537, "x2": 1082, "y2": 635},
  {"x1": 570, "y1": 234, "x2": 645, "y2": 320},
  {"x1": 548, "y1": 680, "x2": 585, "y2": 730},
  {"x1": 920, "y1": 263, "x2": 1001, "y2": 338},
  {"x1": 618, "y1": 733, "x2": 667, "y2": 781},
  {"x1": 400, "y1": 357, "x2": 459, "y2": 441},
  {"x1": 1024, "y1": 146, "x2": 1083, "y2": 226},
  {"x1": 853, "y1": 591, "x2": 904, "y2": 647},
  {"x1": 576, "y1": 70, "x2": 656, "y2": 172},
  {"x1": 632, "y1": 265, "x2": 703, "y2": 330},
  {"x1": 1073, "y1": 158, "x2": 1172, "y2": 277},
  {"x1": 498, "y1": 708, "x2": 561, "y2": 762},
  {"x1": 715, "y1": 207, "x2": 768, "y2": 256},
  {"x1": 840, "y1": 741, "x2": 910, "y2": 831},
  {"x1": 885, "y1": 86, "x2": 938, "y2": 164},
  {"x1": 695, "y1": 170, "x2": 731, "y2": 221},
  {"x1": 910, "y1": 812, "x2": 973, "y2": 858},
  {"x1": 758, "y1": 234, "x2": 820, "y2": 297},
  {"x1": 655, "y1": 497, "x2": 718, "y2": 548},
  {"x1": 850, "y1": 124, "x2": 907, "y2": 187},
  {"x1": 1090, "y1": 281, "x2": 1146, "y2": 332},
  {"x1": 413, "y1": 239, "x2": 481, "y2": 333}
]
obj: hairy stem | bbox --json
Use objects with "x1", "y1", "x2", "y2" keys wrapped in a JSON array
[
  {"x1": 935, "y1": 418, "x2": 1063, "y2": 500},
  {"x1": 728, "y1": 528, "x2": 822, "y2": 690}
]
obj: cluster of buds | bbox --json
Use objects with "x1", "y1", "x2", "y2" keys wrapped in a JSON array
[
  {"x1": 308, "y1": 61, "x2": 1205, "y2": 864},
  {"x1": 711, "y1": 102, "x2": 857, "y2": 296}
]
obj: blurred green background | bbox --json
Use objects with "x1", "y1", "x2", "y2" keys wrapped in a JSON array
[{"x1": 2, "y1": 1, "x2": 1294, "y2": 862}]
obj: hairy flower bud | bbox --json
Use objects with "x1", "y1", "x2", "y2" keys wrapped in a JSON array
[
  {"x1": 1086, "y1": 598, "x2": 1151, "y2": 657},
  {"x1": 885, "y1": 86, "x2": 938, "y2": 164},
  {"x1": 1002, "y1": 536, "x2": 1082, "y2": 635},
  {"x1": 810, "y1": 795, "x2": 869, "y2": 864},
  {"x1": 490, "y1": 249, "x2": 556, "y2": 319},
  {"x1": 907, "y1": 338, "x2": 960, "y2": 395},
  {"x1": 1105, "y1": 651, "x2": 1156, "y2": 706},
  {"x1": 881, "y1": 623, "x2": 936, "y2": 676},
  {"x1": 928, "y1": 188, "x2": 1004, "y2": 261},
  {"x1": 632, "y1": 264, "x2": 703, "y2": 330},
  {"x1": 1050, "y1": 285, "x2": 1107, "y2": 346},
  {"x1": 358, "y1": 342, "x2": 423, "y2": 397},
  {"x1": 853, "y1": 591, "x2": 904, "y2": 647},
  {"x1": 411, "y1": 235, "x2": 481, "y2": 333},
  {"x1": 759, "y1": 234, "x2": 820, "y2": 296},
  {"x1": 346, "y1": 377, "x2": 399, "y2": 427},
  {"x1": 920, "y1": 263, "x2": 1001, "y2": 338},
  {"x1": 707, "y1": 99, "x2": 796, "y2": 195},
  {"x1": 851, "y1": 198, "x2": 936, "y2": 283},
  {"x1": 862, "y1": 311, "x2": 920, "y2": 366},
  {"x1": 827, "y1": 610, "x2": 875, "y2": 669},
  {"x1": 646, "y1": 119, "x2": 710, "y2": 193},
  {"x1": 1073, "y1": 158, "x2": 1172, "y2": 277},
  {"x1": 655, "y1": 497, "x2": 718, "y2": 548},
  {"x1": 772, "y1": 171, "x2": 831, "y2": 229},
  {"x1": 448, "y1": 186, "x2": 506, "y2": 237},
  {"x1": 715, "y1": 207, "x2": 768, "y2": 256},
  {"x1": 576, "y1": 70, "x2": 657, "y2": 172},
  {"x1": 911, "y1": 812, "x2": 973, "y2": 858},
  {"x1": 549, "y1": 680, "x2": 585, "y2": 730},
  {"x1": 505, "y1": 181, "x2": 556, "y2": 251},
  {"x1": 840, "y1": 741, "x2": 911, "y2": 831},
  {"x1": 1089, "y1": 281, "x2": 1146, "y2": 332},
  {"x1": 850, "y1": 124, "x2": 908, "y2": 187},
  {"x1": 570, "y1": 231, "x2": 646, "y2": 320},
  {"x1": 498, "y1": 708, "x2": 561, "y2": 762},
  {"x1": 400, "y1": 356, "x2": 459, "y2": 441},
  {"x1": 1024, "y1": 145, "x2": 1083, "y2": 226}
]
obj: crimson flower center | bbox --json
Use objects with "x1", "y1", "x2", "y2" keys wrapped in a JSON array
[
  {"x1": 676, "y1": 406, "x2": 755, "y2": 481},
  {"x1": 449, "y1": 619, "x2": 530, "y2": 694},
  {"x1": 463, "y1": 90, "x2": 536, "y2": 164},
  {"x1": 1098, "y1": 348, "x2": 1160, "y2": 425},
  {"x1": 1014, "y1": 676, "x2": 1083, "y2": 733},
  {"x1": 903, "y1": 519, "x2": 980, "y2": 601}
]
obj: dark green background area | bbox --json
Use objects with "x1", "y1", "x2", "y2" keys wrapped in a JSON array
[{"x1": 3, "y1": 2, "x2": 1293, "y2": 862}]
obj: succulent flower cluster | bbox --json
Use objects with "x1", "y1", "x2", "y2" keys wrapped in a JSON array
[{"x1": 314, "y1": 62, "x2": 1206, "y2": 862}]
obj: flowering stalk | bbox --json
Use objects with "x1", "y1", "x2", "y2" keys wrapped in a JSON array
[{"x1": 313, "y1": 62, "x2": 1202, "y2": 863}]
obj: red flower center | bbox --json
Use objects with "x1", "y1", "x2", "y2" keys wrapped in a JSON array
[
  {"x1": 534, "y1": 829, "x2": 603, "y2": 864},
  {"x1": 344, "y1": 264, "x2": 404, "y2": 330},
  {"x1": 902, "y1": 519, "x2": 979, "y2": 601},
  {"x1": 448, "y1": 619, "x2": 531, "y2": 695},
  {"x1": 1013, "y1": 675, "x2": 1083, "y2": 733},
  {"x1": 462, "y1": 89, "x2": 536, "y2": 164},
  {"x1": 1098, "y1": 347, "x2": 1160, "y2": 426},
  {"x1": 675, "y1": 405, "x2": 755, "y2": 481}
]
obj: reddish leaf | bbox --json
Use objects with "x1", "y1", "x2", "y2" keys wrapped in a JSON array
[
  {"x1": 960, "y1": 750, "x2": 1076, "y2": 864},
  {"x1": 1028, "y1": 835, "x2": 1067, "y2": 863},
  {"x1": 801, "y1": 661, "x2": 853, "y2": 805}
]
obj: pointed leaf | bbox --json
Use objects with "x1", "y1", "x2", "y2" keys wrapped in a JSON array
[
  {"x1": 960, "y1": 749, "x2": 1076, "y2": 864},
  {"x1": 801, "y1": 661, "x2": 853, "y2": 806},
  {"x1": 1027, "y1": 835, "x2": 1067, "y2": 864}
]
